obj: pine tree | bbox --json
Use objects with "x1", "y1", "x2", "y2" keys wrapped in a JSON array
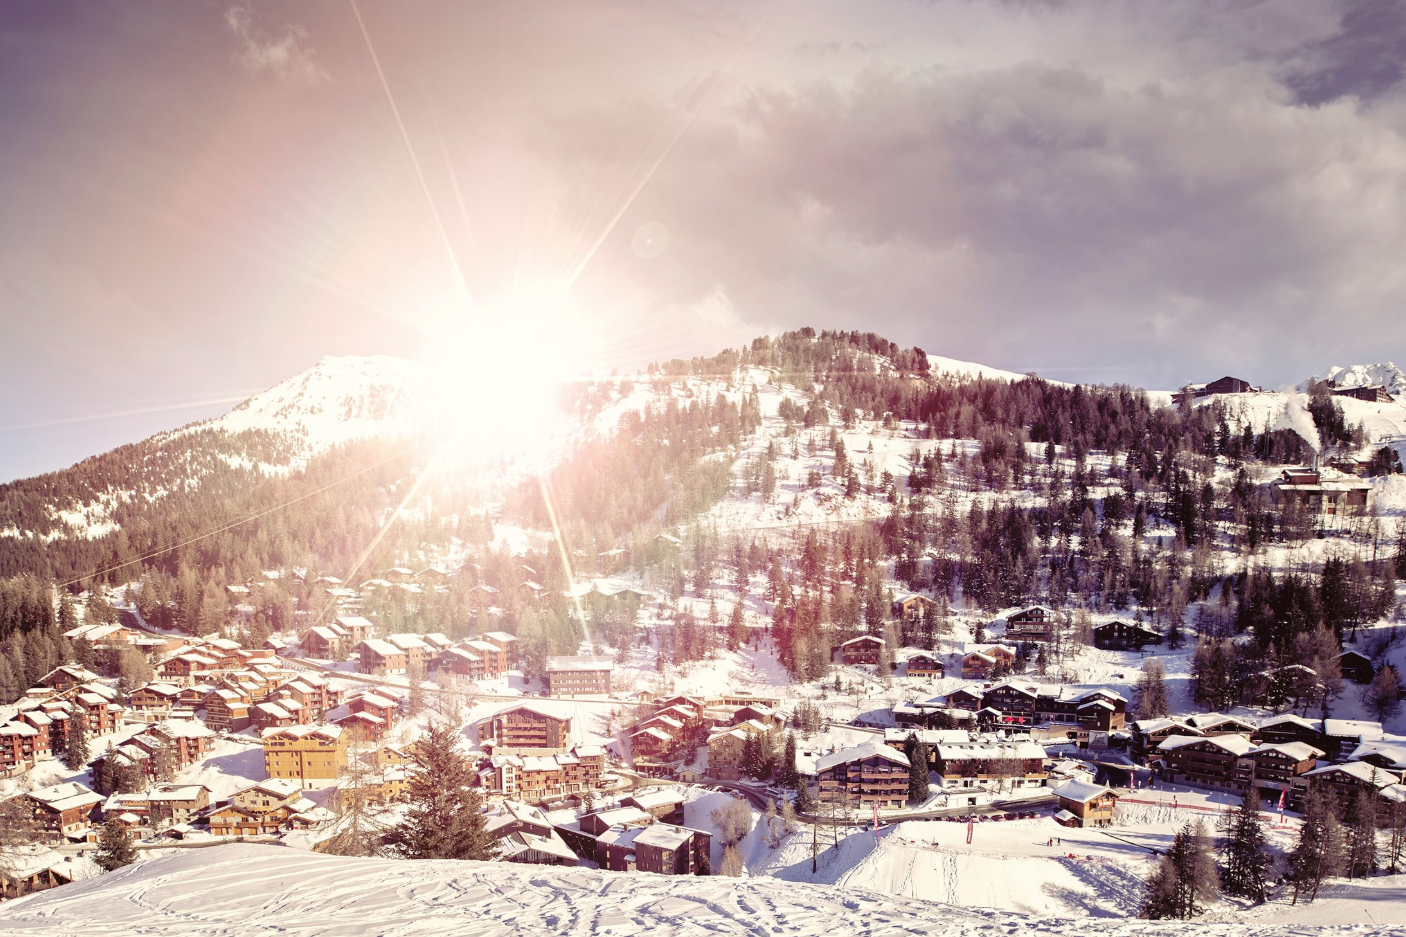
[
  {"x1": 1219, "y1": 787, "x2": 1271, "y2": 903},
  {"x1": 1141, "y1": 820, "x2": 1217, "y2": 919},
  {"x1": 151, "y1": 733, "x2": 178, "y2": 784},
  {"x1": 795, "y1": 781, "x2": 815, "y2": 815},
  {"x1": 64, "y1": 708, "x2": 89, "y2": 770},
  {"x1": 380, "y1": 721, "x2": 495, "y2": 860},
  {"x1": 94, "y1": 817, "x2": 137, "y2": 872},
  {"x1": 776, "y1": 732, "x2": 800, "y2": 789},
  {"x1": 903, "y1": 732, "x2": 930, "y2": 804}
]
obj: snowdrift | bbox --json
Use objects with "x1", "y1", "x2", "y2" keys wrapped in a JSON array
[{"x1": 2, "y1": 843, "x2": 1404, "y2": 936}]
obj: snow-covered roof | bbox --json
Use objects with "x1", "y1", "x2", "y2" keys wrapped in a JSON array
[
  {"x1": 545, "y1": 655, "x2": 613, "y2": 672},
  {"x1": 1250, "y1": 741, "x2": 1324, "y2": 761},
  {"x1": 1158, "y1": 734, "x2": 1253, "y2": 755},
  {"x1": 816, "y1": 741, "x2": 910, "y2": 773},
  {"x1": 1053, "y1": 779, "x2": 1116, "y2": 804},
  {"x1": 1306, "y1": 761, "x2": 1399, "y2": 787},
  {"x1": 633, "y1": 824, "x2": 697, "y2": 850}
]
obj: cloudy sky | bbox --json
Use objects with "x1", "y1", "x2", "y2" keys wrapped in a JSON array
[{"x1": 3, "y1": 0, "x2": 1406, "y2": 480}]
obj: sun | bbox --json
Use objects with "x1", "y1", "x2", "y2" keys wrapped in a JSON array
[{"x1": 419, "y1": 289, "x2": 590, "y2": 459}]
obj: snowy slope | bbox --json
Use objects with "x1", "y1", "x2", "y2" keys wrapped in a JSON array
[
  {"x1": 200, "y1": 355, "x2": 429, "y2": 458},
  {"x1": 927, "y1": 354, "x2": 1072, "y2": 386},
  {"x1": 1303, "y1": 362, "x2": 1406, "y2": 397},
  {"x1": 4, "y1": 843, "x2": 1403, "y2": 937}
]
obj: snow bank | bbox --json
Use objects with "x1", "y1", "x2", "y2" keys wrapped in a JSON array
[{"x1": 5, "y1": 843, "x2": 1404, "y2": 936}]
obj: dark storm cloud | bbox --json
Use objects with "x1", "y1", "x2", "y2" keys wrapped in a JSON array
[{"x1": 1285, "y1": 0, "x2": 1406, "y2": 105}]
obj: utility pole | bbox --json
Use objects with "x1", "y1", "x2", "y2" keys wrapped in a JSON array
[{"x1": 811, "y1": 806, "x2": 818, "y2": 874}]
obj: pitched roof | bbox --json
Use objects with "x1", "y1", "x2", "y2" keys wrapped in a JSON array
[
  {"x1": 1053, "y1": 778, "x2": 1117, "y2": 804},
  {"x1": 816, "y1": 740, "x2": 910, "y2": 773}
]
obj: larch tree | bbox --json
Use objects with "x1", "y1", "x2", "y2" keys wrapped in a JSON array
[
  {"x1": 1291, "y1": 784, "x2": 1345, "y2": 904},
  {"x1": 1219, "y1": 787, "x2": 1271, "y2": 903},
  {"x1": 1134, "y1": 660, "x2": 1169, "y2": 720}
]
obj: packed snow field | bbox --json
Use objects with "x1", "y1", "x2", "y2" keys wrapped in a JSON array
[{"x1": 1, "y1": 844, "x2": 1403, "y2": 937}]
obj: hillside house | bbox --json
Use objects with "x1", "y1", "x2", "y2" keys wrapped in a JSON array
[
  {"x1": 1332, "y1": 384, "x2": 1394, "y2": 403},
  {"x1": 355, "y1": 639, "x2": 408, "y2": 676},
  {"x1": 545, "y1": 656, "x2": 612, "y2": 697},
  {"x1": 902, "y1": 652, "x2": 944, "y2": 679},
  {"x1": 480, "y1": 704, "x2": 573, "y2": 751},
  {"x1": 1053, "y1": 779, "x2": 1119, "y2": 828},
  {"x1": 832, "y1": 635, "x2": 885, "y2": 666},
  {"x1": 932, "y1": 738, "x2": 1048, "y2": 796},
  {"x1": 634, "y1": 824, "x2": 712, "y2": 875},
  {"x1": 1339, "y1": 650, "x2": 1376, "y2": 685},
  {"x1": 1092, "y1": 620, "x2": 1164, "y2": 651},
  {"x1": 1269, "y1": 466, "x2": 1371, "y2": 516},
  {"x1": 1172, "y1": 375, "x2": 1259, "y2": 407},
  {"x1": 1156, "y1": 735, "x2": 1255, "y2": 790},
  {"x1": 961, "y1": 645, "x2": 1015, "y2": 679},
  {"x1": 816, "y1": 741, "x2": 911, "y2": 809},
  {"x1": 262, "y1": 724, "x2": 348, "y2": 784},
  {"x1": 486, "y1": 801, "x2": 579, "y2": 866},
  {"x1": 1003, "y1": 606, "x2": 1056, "y2": 643},
  {"x1": 892, "y1": 593, "x2": 934, "y2": 622},
  {"x1": 17, "y1": 782, "x2": 103, "y2": 843}
]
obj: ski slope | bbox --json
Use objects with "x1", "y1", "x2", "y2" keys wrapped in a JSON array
[{"x1": 2, "y1": 843, "x2": 1403, "y2": 937}]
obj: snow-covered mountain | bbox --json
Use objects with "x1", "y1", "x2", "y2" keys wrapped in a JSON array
[
  {"x1": 2, "y1": 843, "x2": 1398, "y2": 937},
  {"x1": 1302, "y1": 362, "x2": 1406, "y2": 397},
  {"x1": 198, "y1": 354, "x2": 430, "y2": 459}
]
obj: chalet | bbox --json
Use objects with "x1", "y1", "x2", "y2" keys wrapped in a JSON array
[
  {"x1": 156, "y1": 652, "x2": 220, "y2": 685},
  {"x1": 261, "y1": 724, "x2": 347, "y2": 784},
  {"x1": 1269, "y1": 466, "x2": 1371, "y2": 517},
  {"x1": 1092, "y1": 620, "x2": 1164, "y2": 651},
  {"x1": 832, "y1": 634, "x2": 885, "y2": 666},
  {"x1": 486, "y1": 801, "x2": 579, "y2": 866},
  {"x1": 1246, "y1": 742, "x2": 1322, "y2": 803},
  {"x1": 479, "y1": 631, "x2": 520, "y2": 669},
  {"x1": 1323, "y1": 719, "x2": 1385, "y2": 760},
  {"x1": 1157, "y1": 735, "x2": 1255, "y2": 790},
  {"x1": 902, "y1": 652, "x2": 945, "y2": 679},
  {"x1": 630, "y1": 726, "x2": 673, "y2": 761},
  {"x1": 1131, "y1": 718, "x2": 1202, "y2": 758},
  {"x1": 480, "y1": 704, "x2": 573, "y2": 751},
  {"x1": 355, "y1": 639, "x2": 408, "y2": 676},
  {"x1": 1292, "y1": 761, "x2": 1400, "y2": 813},
  {"x1": 334, "y1": 616, "x2": 376, "y2": 642},
  {"x1": 634, "y1": 823, "x2": 712, "y2": 875},
  {"x1": 1347, "y1": 740, "x2": 1406, "y2": 773},
  {"x1": 1339, "y1": 650, "x2": 1376, "y2": 685},
  {"x1": 557, "y1": 806, "x2": 653, "y2": 869},
  {"x1": 302, "y1": 625, "x2": 346, "y2": 658},
  {"x1": 128, "y1": 683, "x2": 182, "y2": 722},
  {"x1": 882, "y1": 728, "x2": 972, "y2": 769},
  {"x1": 961, "y1": 645, "x2": 1015, "y2": 679},
  {"x1": 0, "y1": 720, "x2": 46, "y2": 777},
  {"x1": 1182, "y1": 713, "x2": 1258, "y2": 737},
  {"x1": 347, "y1": 692, "x2": 400, "y2": 729},
  {"x1": 932, "y1": 738, "x2": 1048, "y2": 795},
  {"x1": 38, "y1": 665, "x2": 99, "y2": 693},
  {"x1": 479, "y1": 746, "x2": 605, "y2": 803},
  {"x1": 816, "y1": 741, "x2": 910, "y2": 809},
  {"x1": 545, "y1": 656, "x2": 612, "y2": 696},
  {"x1": 1331, "y1": 384, "x2": 1394, "y2": 403},
  {"x1": 1053, "y1": 778, "x2": 1119, "y2": 828},
  {"x1": 252, "y1": 700, "x2": 305, "y2": 731},
  {"x1": 382, "y1": 633, "x2": 433, "y2": 672},
  {"x1": 892, "y1": 593, "x2": 934, "y2": 622},
  {"x1": 145, "y1": 784, "x2": 212, "y2": 826},
  {"x1": 1172, "y1": 375, "x2": 1259, "y2": 407},
  {"x1": 975, "y1": 681, "x2": 1128, "y2": 733},
  {"x1": 1003, "y1": 606, "x2": 1056, "y2": 643},
  {"x1": 623, "y1": 788, "x2": 687, "y2": 824},
  {"x1": 437, "y1": 646, "x2": 487, "y2": 681},
  {"x1": 17, "y1": 782, "x2": 103, "y2": 842},
  {"x1": 203, "y1": 689, "x2": 252, "y2": 732},
  {"x1": 705, "y1": 720, "x2": 770, "y2": 781}
]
